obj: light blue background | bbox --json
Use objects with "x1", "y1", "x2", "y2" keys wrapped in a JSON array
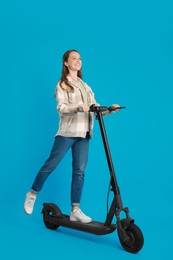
[{"x1": 1, "y1": 0, "x2": 173, "y2": 259}]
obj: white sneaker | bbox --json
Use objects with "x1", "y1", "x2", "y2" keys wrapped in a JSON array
[
  {"x1": 24, "y1": 192, "x2": 36, "y2": 215},
  {"x1": 70, "y1": 209, "x2": 92, "y2": 223}
]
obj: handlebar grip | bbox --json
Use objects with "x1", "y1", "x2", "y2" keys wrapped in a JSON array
[{"x1": 108, "y1": 106, "x2": 126, "y2": 111}]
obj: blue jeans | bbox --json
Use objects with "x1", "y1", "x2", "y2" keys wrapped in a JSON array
[{"x1": 30, "y1": 134, "x2": 89, "y2": 206}]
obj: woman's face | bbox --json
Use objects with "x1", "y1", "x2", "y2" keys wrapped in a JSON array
[{"x1": 65, "y1": 51, "x2": 82, "y2": 72}]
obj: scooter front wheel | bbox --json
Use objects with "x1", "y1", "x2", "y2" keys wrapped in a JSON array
[{"x1": 118, "y1": 223, "x2": 144, "y2": 253}]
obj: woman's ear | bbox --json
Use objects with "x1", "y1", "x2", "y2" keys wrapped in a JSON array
[{"x1": 64, "y1": 62, "x2": 68, "y2": 67}]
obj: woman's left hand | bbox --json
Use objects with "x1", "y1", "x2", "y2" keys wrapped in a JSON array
[{"x1": 111, "y1": 104, "x2": 120, "y2": 112}]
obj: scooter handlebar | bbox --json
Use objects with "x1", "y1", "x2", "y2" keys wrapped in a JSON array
[{"x1": 89, "y1": 104, "x2": 126, "y2": 113}]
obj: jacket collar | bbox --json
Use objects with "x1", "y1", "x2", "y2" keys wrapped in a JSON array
[{"x1": 67, "y1": 75, "x2": 83, "y2": 86}]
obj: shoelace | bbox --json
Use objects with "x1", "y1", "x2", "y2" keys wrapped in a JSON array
[
  {"x1": 27, "y1": 198, "x2": 35, "y2": 208},
  {"x1": 78, "y1": 210, "x2": 84, "y2": 215},
  {"x1": 74, "y1": 209, "x2": 86, "y2": 216}
]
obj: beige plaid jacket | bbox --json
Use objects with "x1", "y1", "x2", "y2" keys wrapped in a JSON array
[{"x1": 55, "y1": 76, "x2": 98, "y2": 138}]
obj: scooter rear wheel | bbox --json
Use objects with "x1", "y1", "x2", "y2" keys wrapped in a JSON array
[
  {"x1": 118, "y1": 223, "x2": 144, "y2": 253},
  {"x1": 43, "y1": 209, "x2": 60, "y2": 230}
]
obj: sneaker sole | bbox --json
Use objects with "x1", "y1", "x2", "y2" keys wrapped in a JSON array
[
  {"x1": 24, "y1": 207, "x2": 33, "y2": 215},
  {"x1": 70, "y1": 216, "x2": 92, "y2": 224}
]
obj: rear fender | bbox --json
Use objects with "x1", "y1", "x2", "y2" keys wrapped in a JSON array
[{"x1": 42, "y1": 203, "x2": 62, "y2": 217}]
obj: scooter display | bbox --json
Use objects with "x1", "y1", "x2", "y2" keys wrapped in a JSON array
[{"x1": 41, "y1": 105, "x2": 144, "y2": 253}]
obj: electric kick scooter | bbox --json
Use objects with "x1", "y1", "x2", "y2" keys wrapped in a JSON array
[{"x1": 42, "y1": 105, "x2": 144, "y2": 253}]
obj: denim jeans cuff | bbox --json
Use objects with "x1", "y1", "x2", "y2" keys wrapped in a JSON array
[
  {"x1": 72, "y1": 203, "x2": 80, "y2": 206},
  {"x1": 30, "y1": 188, "x2": 39, "y2": 195}
]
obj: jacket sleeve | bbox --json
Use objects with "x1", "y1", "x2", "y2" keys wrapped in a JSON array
[{"x1": 55, "y1": 84, "x2": 78, "y2": 115}]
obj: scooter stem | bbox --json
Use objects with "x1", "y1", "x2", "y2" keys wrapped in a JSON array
[{"x1": 96, "y1": 111, "x2": 121, "y2": 197}]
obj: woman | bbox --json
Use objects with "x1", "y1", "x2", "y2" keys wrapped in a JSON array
[{"x1": 24, "y1": 49, "x2": 120, "y2": 223}]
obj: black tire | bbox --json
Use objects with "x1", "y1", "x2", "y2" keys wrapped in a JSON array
[
  {"x1": 118, "y1": 223, "x2": 144, "y2": 253},
  {"x1": 43, "y1": 210, "x2": 60, "y2": 230}
]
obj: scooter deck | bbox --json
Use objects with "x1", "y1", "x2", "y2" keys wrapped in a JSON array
[{"x1": 45, "y1": 214, "x2": 117, "y2": 235}]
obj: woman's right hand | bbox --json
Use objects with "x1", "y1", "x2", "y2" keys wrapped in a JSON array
[{"x1": 79, "y1": 104, "x2": 89, "y2": 112}]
